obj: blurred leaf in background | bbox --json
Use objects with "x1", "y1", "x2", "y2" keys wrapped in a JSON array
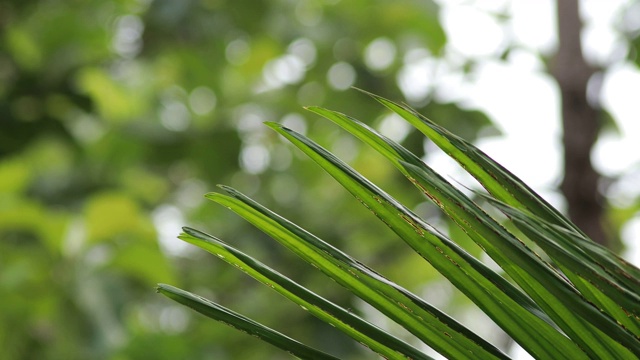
[{"x1": 1, "y1": 0, "x2": 639, "y2": 359}]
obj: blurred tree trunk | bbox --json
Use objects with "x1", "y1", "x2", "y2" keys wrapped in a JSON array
[{"x1": 551, "y1": 0, "x2": 609, "y2": 246}]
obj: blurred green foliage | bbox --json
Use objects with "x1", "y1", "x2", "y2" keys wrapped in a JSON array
[{"x1": 7, "y1": 0, "x2": 637, "y2": 359}]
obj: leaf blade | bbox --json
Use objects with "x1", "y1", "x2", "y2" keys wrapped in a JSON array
[
  {"x1": 267, "y1": 121, "x2": 590, "y2": 360},
  {"x1": 304, "y1": 107, "x2": 596, "y2": 359},
  {"x1": 208, "y1": 186, "x2": 508, "y2": 360},
  {"x1": 330, "y1": 92, "x2": 638, "y2": 357},
  {"x1": 364, "y1": 90, "x2": 640, "y2": 285},
  {"x1": 156, "y1": 284, "x2": 341, "y2": 360},
  {"x1": 179, "y1": 227, "x2": 434, "y2": 360}
]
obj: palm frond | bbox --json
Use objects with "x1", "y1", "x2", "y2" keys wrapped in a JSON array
[{"x1": 158, "y1": 92, "x2": 640, "y2": 359}]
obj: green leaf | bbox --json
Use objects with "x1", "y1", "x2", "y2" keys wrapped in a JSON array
[
  {"x1": 178, "y1": 227, "x2": 433, "y2": 360},
  {"x1": 266, "y1": 122, "x2": 587, "y2": 360},
  {"x1": 330, "y1": 92, "x2": 638, "y2": 357},
  {"x1": 207, "y1": 186, "x2": 508, "y2": 360},
  {"x1": 157, "y1": 90, "x2": 640, "y2": 360},
  {"x1": 300, "y1": 102, "x2": 640, "y2": 357},
  {"x1": 156, "y1": 284, "x2": 340, "y2": 360},
  {"x1": 360, "y1": 90, "x2": 575, "y2": 230},
  {"x1": 481, "y1": 197, "x2": 640, "y2": 335},
  {"x1": 401, "y1": 160, "x2": 638, "y2": 358},
  {"x1": 364, "y1": 90, "x2": 640, "y2": 285}
]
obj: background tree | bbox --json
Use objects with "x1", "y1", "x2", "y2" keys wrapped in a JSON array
[{"x1": 553, "y1": 0, "x2": 606, "y2": 246}]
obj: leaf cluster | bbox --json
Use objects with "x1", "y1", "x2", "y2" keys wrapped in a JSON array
[{"x1": 158, "y1": 91, "x2": 640, "y2": 359}]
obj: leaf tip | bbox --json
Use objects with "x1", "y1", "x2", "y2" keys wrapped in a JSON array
[
  {"x1": 304, "y1": 105, "x2": 322, "y2": 113},
  {"x1": 156, "y1": 283, "x2": 170, "y2": 293},
  {"x1": 211, "y1": 185, "x2": 240, "y2": 197},
  {"x1": 263, "y1": 121, "x2": 280, "y2": 129}
]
